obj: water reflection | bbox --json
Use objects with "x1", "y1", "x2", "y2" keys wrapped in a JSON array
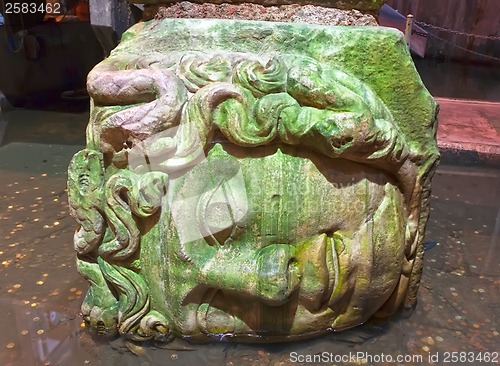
[
  {"x1": 0, "y1": 298, "x2": 82, "y2": 366},
  {"x1": 414, "y1": 59, "x2": 500, "y2": 102}
]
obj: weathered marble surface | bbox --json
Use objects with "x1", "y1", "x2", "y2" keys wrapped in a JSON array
[{"x1": 68, "y1": 19, "x2": 439, "y2": 342}]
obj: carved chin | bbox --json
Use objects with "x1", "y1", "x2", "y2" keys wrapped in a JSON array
[{"x1": 138, "y1": 142, "x2": 407, "y2": 340}]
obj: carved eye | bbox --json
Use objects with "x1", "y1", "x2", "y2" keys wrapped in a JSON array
[
  {"x1": 196, "y1": 179, "x2": 246, "y2": 246},
  {"x1": 171, "y1": 154, "x2": 249, "y2": 246}
]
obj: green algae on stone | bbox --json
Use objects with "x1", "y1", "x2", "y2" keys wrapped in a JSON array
[{"x1": 68, "y1": 19, "x2": 439, "y2": 342}]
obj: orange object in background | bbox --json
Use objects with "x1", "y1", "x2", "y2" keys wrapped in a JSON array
[{"x1": 75, "y1": 0, "x2": 90, "y2": 21}]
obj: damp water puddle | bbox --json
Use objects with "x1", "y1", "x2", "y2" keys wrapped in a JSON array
[{"x1": 0, "y1": 111, "x2": 498, "y2": 366}]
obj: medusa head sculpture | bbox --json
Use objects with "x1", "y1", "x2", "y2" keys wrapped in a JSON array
[{"x1": 68, "y1": 19, "x2": 439, "y2": 342}]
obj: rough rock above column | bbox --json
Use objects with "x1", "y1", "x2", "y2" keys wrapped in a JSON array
[
  {"x1": 148, "y1": 2, "x2": 378, "y2": 25},
  {"x1": 131, "y1": 0, "x2": 385, "y2": 14}
]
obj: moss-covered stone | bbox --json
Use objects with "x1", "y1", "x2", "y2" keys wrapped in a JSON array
[{"x1": 68, "y1": 19, "x2": 438, "y2": 342}]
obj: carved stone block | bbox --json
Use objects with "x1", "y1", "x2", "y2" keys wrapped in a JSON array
[{"x1": 68, "y1": 19, "x2": 439, "y2": 342}]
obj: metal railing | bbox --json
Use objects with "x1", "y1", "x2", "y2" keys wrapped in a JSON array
[
  {"x1": 414, "y1": 21, "x2": 500, "y2": 41},
  {"x1": 405, "y1": 16, "x2": 500, "y2": 62}
]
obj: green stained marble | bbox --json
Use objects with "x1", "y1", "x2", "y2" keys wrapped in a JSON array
[{"x1": 68, "y1": 19, "x2": 439, "y2": 342}]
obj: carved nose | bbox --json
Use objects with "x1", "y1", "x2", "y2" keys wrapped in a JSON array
[
  {"x1": 256, "y1": 244, "x2": 301, "y2": 306},
  {"x1": 198, "y1": 243, "x2": 301, "y2": 306}
]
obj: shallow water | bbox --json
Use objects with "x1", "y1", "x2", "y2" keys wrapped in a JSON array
[{"x1": 0, "y1": 108, "x2": 498, "y2": 366}]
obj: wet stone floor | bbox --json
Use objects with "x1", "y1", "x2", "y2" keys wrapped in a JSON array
[{"x1": 0, "y1": 109, "x2": 498, "y2": 366}]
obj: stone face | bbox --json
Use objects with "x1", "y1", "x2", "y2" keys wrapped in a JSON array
[{"x1": 68, "y1": 19, "x2": 439, "y2": 342}]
